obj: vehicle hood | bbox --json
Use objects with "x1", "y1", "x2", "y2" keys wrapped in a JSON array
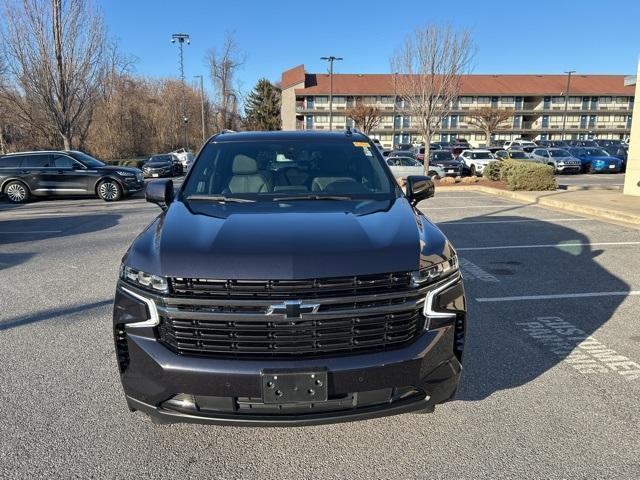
[
  {"x1": 125, "y1": 197, "x2": 450, "y2": 280},
  {"x1": 144, "y1": 161, "x2": 172, "y2": 168},
  {"x1": 589, "y1": 156, "x2": 621, "y2": 164},
  {"x1": 433, "y1": 160, "x2": 462, "y2": 167}
]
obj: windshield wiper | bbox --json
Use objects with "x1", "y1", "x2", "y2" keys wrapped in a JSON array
[
  {"x1": 273, "y1": 194, "x2": 353, "y2": 201},
  {"x1": 186, "y1": 194, "x2": 255, "y2": 203}
]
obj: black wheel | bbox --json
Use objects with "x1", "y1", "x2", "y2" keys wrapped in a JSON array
[
  {"x1": 469, "y1": 165, "x2": 476, "y2": 176},
  {"x1": 586, "y1": 164, "x2": 593, "y2": 174},
  {"x1": 97, "y1": 179, "x2": 123, "y2": 202},
  {"x1": 4, "y1": 180, "x2": 31, "y2": 203}
]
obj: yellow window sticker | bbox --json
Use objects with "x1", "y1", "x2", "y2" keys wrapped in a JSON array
[{"x1": 353, "y1": 142, "x2": 369, "y2": 147}]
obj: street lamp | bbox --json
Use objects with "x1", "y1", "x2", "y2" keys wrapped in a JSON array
[
  {"x1": 171, "y1": 33, "x2": 190, "y2": 149},
  {"x1": 194, "y1": 75, "x2": 206, "y2": 141},
  {"x1": 561, "y1": 70, "x2": 575, "y2": 141},
  {"x1": 321, "y1": 56, "x2": 343, "y2": 131}
]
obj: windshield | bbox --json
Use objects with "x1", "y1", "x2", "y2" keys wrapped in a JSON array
[
  {"x1": 469, "y1": 152, "x2": 492, "y2": 159},
  {"x1": 432, "y1": 151, "x2": 453, "y2": 161},
  {"x1": 584, "y1": 148, "x2": 609, "y2": 157},
  {"x1": 182, "y1": 139, "x2": 395, "y2": 201},
  {"x1": 549, "y1": 149, "x2": 571, "y2": 157},
  {"x1": 68, "y1": 151, "x2": 105, "y2": 168},
  {"x1": 149, "y1": 155, "x2": 173, "y2": 163}
]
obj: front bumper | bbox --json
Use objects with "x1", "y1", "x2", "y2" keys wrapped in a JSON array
[
  {"x1": 113, "y1": 277, "x2": 465, "y2": 426},
  {"x1": 122, "y1": 177, "x2": 145, "y2": 193},
  {"x1": 556, "y1": 164, "x2": 581, "y2": 173}
]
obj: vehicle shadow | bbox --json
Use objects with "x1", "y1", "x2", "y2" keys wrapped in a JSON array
[
  {"x1": 438, "y1": 212, "x2": 630, "y2": 402},
  {"x1": 0, "y1": 214, "x2": 122, "y2": 246},
  {"x1": 0, "y1": 299, "x2": 113, "y2": 331}
]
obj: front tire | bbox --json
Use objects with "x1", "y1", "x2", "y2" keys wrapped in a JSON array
[
  {"x1": 97, "y1": 179, "x2": 123, "y2": 202},
  {"x1": 4, "y1": 181, "x2": 31, "y2": 203},
  {"x1": 469, "y1": 165, "x2": 476, "y2": 176}
]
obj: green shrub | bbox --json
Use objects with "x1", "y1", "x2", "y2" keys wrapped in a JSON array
[
  {"x1": 505, "y1": 162, "x2": 557, "y2": 191},
  {"x1": 499, "y1": 159, "x2": 521, "y2": 182},
  {"x1": 483, "y1": 161, "x2": 503, "y2": 181}
]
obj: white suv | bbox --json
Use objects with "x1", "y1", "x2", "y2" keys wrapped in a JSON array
[
  {"x1": 170, "y1": 148, "x2": 195, "y2": 170},
  {"x1": 460, "y1": 149, "x2": 495, "y2": 176},
  {"x1": 503, "y1": 140, "x2": 537, "y2": 150}
]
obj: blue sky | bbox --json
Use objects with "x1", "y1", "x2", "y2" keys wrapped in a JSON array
[{"x1": 102, "y1": 0, "x2": 639, "y2": 94}]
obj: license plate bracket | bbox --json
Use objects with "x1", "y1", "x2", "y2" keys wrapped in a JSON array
[{"x1": 262, "y1": 368, "x2": 328, "y2": 404}]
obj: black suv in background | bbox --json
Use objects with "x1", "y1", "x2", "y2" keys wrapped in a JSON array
[
  {"x1": 142, "y1": 154, "x2": 183, "y2": 178},
  {"x1": 0, "y1": 150, "x2": 144, "y2": 203},
  {"x1": 114, "y1": 130, "x2": 466, "y2": 426}
]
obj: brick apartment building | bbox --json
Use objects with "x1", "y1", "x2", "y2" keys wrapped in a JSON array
[{"x1": 281, "y1": 64, "x2": 634, "y2": 148}]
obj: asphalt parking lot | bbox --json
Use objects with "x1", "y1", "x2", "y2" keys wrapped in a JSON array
[
  {"x1": 1, "y1": 187, "x2": 640, "y2": 478},
  {"x1": 556, "y1": 172, "x2": 625, "y2": 189}
]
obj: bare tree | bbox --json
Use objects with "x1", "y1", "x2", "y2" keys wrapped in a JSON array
[
  {"x1": 466, "y1": 107, "x2": 514, "y2": 146},
  {"x1": 0, "y1": 0, "x2": 106, "y2": 150},
  {"x1": 346, "y1": 104, "x2": 383, "y2": 134},
  {"x1": 390, "y1": 24, "x2": 474, "y2": 171},
  {"x1": 207, "y1": 32, "x2": 244, "y2": 131}
]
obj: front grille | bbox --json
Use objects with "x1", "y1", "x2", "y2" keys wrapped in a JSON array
[{"x1": 157, "y1": 272, "x2": 428, "y2": 358}]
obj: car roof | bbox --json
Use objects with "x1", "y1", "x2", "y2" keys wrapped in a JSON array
[
  {"x1": 209, "y1": 130, "x2": 370, "y2": 143},
  {"x1": 0, "y1": 150, "x2": 78, "y2": 156},
  {"x1": 463, "y1": 149, "x2": 491, "y2": 153}
]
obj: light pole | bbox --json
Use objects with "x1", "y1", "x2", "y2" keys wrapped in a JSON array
[
  {"x1": 392, "y1": 72, "x2": 398, "y2": 147},
  {"x1": 321, "y1": 56, "x2": 343, "y2": 130},
  {"x1": 194, "y1": 75, "x2": 206, "y2": 141},
  {"x1": 171, "y1": 33, "x2": 190, "y2": 148},
  {"x1": 561, "y1": 70, "x2": 575, "y2": 141}
]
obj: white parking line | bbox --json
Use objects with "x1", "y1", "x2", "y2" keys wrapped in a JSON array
[
  {"x1": 0, "y1": 230, "x2": 62, "y2": 234},
  {"x1": 439, "y1": 218, "x2": 589, "y2": 225},
  {"x1": 476, "y1": 291, "x2": 640, "y2": 303},
  {"x1": 457, "y1": 241, "x2": 640, "y2": 251},
  {"x1": 424, "y1": 204, "x2": 521, "y2": 210}
]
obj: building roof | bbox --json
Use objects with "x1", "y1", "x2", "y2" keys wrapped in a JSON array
[
  {"x1": 281, "y1": 65, "x2": 306, "y2": 89},
  {"x1": 285, "y1": 67, "x2": 634, "y2": 96}
]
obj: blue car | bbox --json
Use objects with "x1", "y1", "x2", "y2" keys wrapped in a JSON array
[{"x1": 567, "y1": 147, "x2": 623, "y2": 173}]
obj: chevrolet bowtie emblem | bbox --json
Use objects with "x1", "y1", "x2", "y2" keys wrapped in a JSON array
[{"x1": 266, "y1": 300, "x2": 320, "y2": 318}]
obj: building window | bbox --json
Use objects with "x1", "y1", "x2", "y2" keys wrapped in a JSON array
[
  {"x1": 615, "y1": 96, "x2": 628, "y2": 104},
  {"x1": 363, "y1": 96, "x2": 377, "y2": 104},
  {"x1": 306, "y1": 97, "x2": 315, "y2": 109},
  {"x1": 315, "y1": 96, "x2": 328, "y2": 104},
  {"x1": 305, "y1": 115, "x2": 313, "y2": 129},
  {"x1": 477, "y1": 97, "x2": 490, "y2": 104},
  {"x1": 600, "y1": 97, "x2": 612, "y2": 103},
  {"x1": 450, "y1": 115, "x2": 458, "y2": 128},
  {"x1": 394, "y1": 116, "x2": 401, "y2": 129},
  {"x1": 402, "y1": 116, "x2": 410, "y2": 128},
  {"x1": 332, "y1": 96, "x2": 345, "y2": 104},
  {"x1": 315, "y1": 115, "x2": 329, "y2": 123},
  {"x1": 459, "y1": 96, "x2": 472, "y2": 104},
  {"x1": 380, "y1": 96, "x2": 394, "y2": 104},
  {"x1": 552, "y1": 96, "x2": 565, "y2": 103},
  {"x1": 501, "y1": 97, "x2": 514, "y2": 104}
]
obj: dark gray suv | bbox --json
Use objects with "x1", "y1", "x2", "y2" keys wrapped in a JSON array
[
  {"x1": 0, "y1": 150, "x2": 144, "y2": 203},
  {"x1": 113, "y1": 130, "x2": 466, "y2": 426}
]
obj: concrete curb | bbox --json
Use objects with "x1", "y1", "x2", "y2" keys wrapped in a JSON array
[{"x1": 435, "y1": 185, "x2": 640, "y2": 225}]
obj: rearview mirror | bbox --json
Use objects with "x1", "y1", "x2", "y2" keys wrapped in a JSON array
[
  {"x1": 406, "y1": 175, "x2": 435, "y2": 206},
  {"x1": 145, "y1": 179, "x2": 174, "y2": 210}
]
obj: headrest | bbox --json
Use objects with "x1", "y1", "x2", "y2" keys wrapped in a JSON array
[{"x1": 232, "y1": 154, "x2": 258, "y2": 174}]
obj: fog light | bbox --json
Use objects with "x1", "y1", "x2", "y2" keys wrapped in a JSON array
[{"x1": 164, "y1": 394, "x2": 197, "y2": 411}]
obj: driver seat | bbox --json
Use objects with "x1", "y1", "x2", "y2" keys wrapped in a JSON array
[{"x1": 227, "y1": 154, "x2": 270, "y2": 193}]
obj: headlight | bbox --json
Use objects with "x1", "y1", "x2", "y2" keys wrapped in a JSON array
[
  {"x1": 120, "y1": 265, "x2": 168, "y2": 292},
  {"x1": 411, "y1": 254, "x2": 458, "y2": 287},
  {"x1": 116, "y1": 170, "x2": 134, "y2": 176}
]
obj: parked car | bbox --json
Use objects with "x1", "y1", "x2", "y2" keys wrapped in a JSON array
[
  {"x1": 395, "y1": 143, "x2": 417, "y2": 154},
  {"x1": 459, "y1": 149, "x2": 495, "y2": 176},
  {"x1": 601, "y1": 145, "x2": 628, "y2": 171},
  {"x1": 0, "y1": 150, "x2": 144, "y2": 203},
  {"x1": 387, "y1": 156, "x2": 447, "y2": 179},
  {"x1": 143, "y1": 155, "x2": 180, "y2": 178},
  {"x1": 505, "y1": 149, "x2": 530, "y2": 161},
  {"x1": 595, "y1": 139, "x2": 624, "y2": 148},
  {"x1": 567, "y1": 147, "x2": 623, "y2": 173},
  {"x1": 569, "y1": 140, "x2": 598, "y2": 148},
  {"x1": 430, "y1": 150, "x2": 464, "y2": 177},
  {"x1": 170, "y1": 148, "x2": 194, "y2": 171},
  {"x1": 530, "y1": 148, "x2": 582, "y2": 174},
  {"x1": 113, "y1": 130, "x2": 466, "y2": 426},
  {"x1": 503, "y1": 140, "x2": 537, "y2": 151},
  {"x1": 389, "y1": 150, "x2": 418, "y2": 160}
]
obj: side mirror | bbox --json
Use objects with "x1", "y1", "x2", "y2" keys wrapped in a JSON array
[
  {"x1": 145, "y1": 179, "x2": 174, "y2": 210},
  {"x1": 406, "y1": 175, "x2": 435, "y2": 206}
]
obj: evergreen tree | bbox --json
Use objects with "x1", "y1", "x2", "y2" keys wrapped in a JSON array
[{"x1": 244, "y1": 79, "x2": 281, "y2": 130}]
